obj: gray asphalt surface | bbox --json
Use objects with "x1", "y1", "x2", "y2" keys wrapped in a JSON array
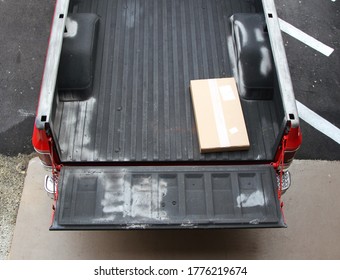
[
  {"x1": 276, "y1": 0, "x2": 340, "y2": 160},
  {"x1": 0, "y1": 0, "x2": 54, "y2": 155},
  {"x1": 0, "y1": 0, "x2": 339, "y2": 159}
]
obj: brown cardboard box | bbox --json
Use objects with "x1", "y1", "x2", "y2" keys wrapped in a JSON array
[{"x1": 190, "y1": 78, "x2": 250, "y2": 153}]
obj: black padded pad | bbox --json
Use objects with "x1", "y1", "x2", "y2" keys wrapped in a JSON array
[{"x1": 58, "y1": 13, "x2": 99, "y2": 100}]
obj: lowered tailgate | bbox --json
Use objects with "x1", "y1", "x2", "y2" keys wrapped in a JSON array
[{"x1": 51, "y1": 165, "x2": 284, "y2": 230}]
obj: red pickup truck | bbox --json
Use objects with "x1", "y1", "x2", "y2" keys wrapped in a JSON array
[{"x1": 33, "y1": 0, "x2": 302, "y2": 230}]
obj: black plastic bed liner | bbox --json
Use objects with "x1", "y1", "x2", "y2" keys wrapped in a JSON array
[
  {"x1": 51, "y1": 164, "x2": 285, "y2": 230},
  {"x1": 53, "y1": 0, "x2": 283, "y2": 163}
]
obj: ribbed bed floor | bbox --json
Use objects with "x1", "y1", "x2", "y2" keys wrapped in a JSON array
[{"x1": 54, "y1": 0, "x2": 282, "y2": 163}]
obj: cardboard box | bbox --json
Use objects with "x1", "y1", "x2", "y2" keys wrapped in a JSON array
[{"x1": 190, "y1": 78, "x2": 250, "y2": 153}]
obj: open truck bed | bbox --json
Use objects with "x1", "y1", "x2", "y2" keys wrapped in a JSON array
[
  {"x1": 33, "y1": 0, "x2": 302, "y2": 230},
  {"x1": 54, "y1": 0, "x2": 283, "y2": 163}
]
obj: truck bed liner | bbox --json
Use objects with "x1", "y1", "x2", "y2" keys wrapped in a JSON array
[
  {"x1": 51, "y1": 164, "x2": 284, "y2": 230},
  {"x1": 54, "y1": 0, "x2": 282, "y2": 163}
]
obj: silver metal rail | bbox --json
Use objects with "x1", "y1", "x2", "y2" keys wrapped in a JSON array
[
  {"x1": 35, "y1": 0, "x2": 70, "y2": 130},
  {"x1": 262, "y1": 0, "x2": 300, "y2": 128}
]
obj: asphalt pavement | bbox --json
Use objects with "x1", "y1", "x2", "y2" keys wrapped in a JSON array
[
  {"x1": 276, "y1": 0, "x2": 340, "y2": 160},
  {"x1": 0, "y1": 0, "x2": 339, "y2": 159},
  {"x1": 0, "y1": 0, "x2": 54, "y2": 155}
]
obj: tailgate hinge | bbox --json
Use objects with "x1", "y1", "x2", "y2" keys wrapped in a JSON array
[
  {"x1": 47, "y1": 136, "x2": 63, "y2": 224},
  {"x1": 271, "y1": 134, "x2": 288, "y2": 222}
]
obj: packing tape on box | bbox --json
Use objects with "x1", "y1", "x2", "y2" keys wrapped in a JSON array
[
  {"x1": 219, "y1": 85, "x2": 236, "y2": 101},
  {"x1": 208, "y1": 79, "x2": 230, "y2": 147}
]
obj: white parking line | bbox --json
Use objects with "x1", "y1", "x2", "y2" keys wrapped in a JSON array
[
  {"x1": 279, "y1": 18, "x2": 334, "y2": 57},
  {"x1": 297, "y1": 101, "x2": 340, "y2": 144}
]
